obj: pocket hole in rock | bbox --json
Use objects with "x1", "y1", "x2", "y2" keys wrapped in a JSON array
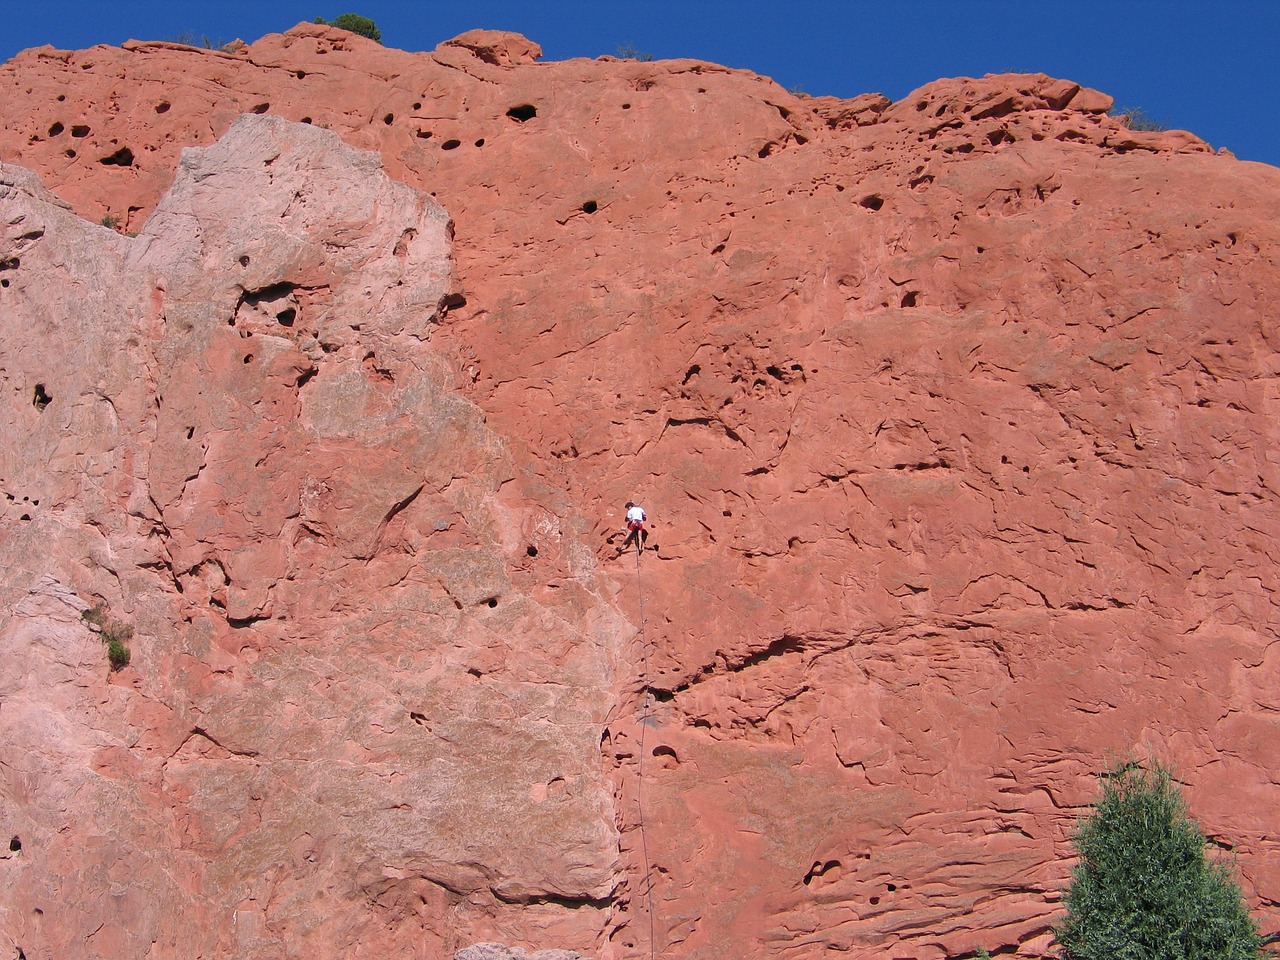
[
  {"x1": 652, "y1": 745, "x2": 679, "y2": 766},
  {"x1": 99, "y1": 146, "x2": 134, "y2": 167},
  {"x1": 438, "y1": 292, "x2": 467, "y2": 316},
  {"x1": 802, "y1": 859, "x2": 841, "y2": 885}
]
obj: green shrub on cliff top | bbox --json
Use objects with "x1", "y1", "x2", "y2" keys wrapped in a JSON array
[
  {"x1": 616, "y1": 42, "x2": 654, "y2": 62},
  {"x1": 1116, "y1": 106, "x2": 1167, "y2": 132},
  {"x1": 1056, "y1": 761, "x2": 1261, "y2": 960},
  {"x1": 314, "y1": 13, "x2": 381, "y2": 43}
]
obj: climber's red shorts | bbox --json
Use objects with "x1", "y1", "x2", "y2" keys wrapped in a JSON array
[{"x1": 628, "y1": 520, "x2": 644, "y2": 532}]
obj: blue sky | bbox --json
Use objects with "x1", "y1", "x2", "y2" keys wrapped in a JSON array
[{"x1": 4, "y1": 1, "x2": 1278, "y2": 167}]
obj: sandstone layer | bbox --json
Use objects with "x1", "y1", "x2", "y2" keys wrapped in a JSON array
[{"x1": 2, "y1": 22, "x2": 1279, "y2": 960}]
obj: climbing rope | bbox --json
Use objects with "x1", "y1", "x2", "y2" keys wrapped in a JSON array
[{"x1": 633, "y1": 544, "x2": 657, "y2": 960}]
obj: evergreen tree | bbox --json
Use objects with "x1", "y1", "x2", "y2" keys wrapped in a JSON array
[
  {"x1": 1056, "y1": 761, "x2": 1262, "y2": 960},
  {"x1": 313, "y1": 13, "x2": 381, "y2": 43}
]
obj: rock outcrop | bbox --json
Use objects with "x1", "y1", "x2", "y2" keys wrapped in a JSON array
[
  {"x1": 2, "y1": 22, "x2": 1278, "y2": 960},
  {"x1": 1, "y1": 114, "x2": 623, "y2": 959}
]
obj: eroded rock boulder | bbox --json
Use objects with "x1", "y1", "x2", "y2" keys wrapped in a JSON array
[{"x1": 440, "y1": 29, "x2": 543, "y2": 66}]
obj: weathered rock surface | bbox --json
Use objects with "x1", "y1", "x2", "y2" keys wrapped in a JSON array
[
  {"x1": 456, "y1": 944, "x2": 586, "y2": 960},
  {"x1": 2, "y1": 22, "x2": 1279, "y2": 960},
  {"x1": 1, "y1": 113, "x2": 624, "y2": 959}
]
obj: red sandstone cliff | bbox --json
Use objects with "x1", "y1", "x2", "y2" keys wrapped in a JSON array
[{"x1": 1, "y1": 23, "x2": 1278, "y2": 960}]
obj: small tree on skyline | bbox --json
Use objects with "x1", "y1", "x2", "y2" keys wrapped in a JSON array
[{"x1": 314, "y1": 13, "x2": 381, "y2": 43}]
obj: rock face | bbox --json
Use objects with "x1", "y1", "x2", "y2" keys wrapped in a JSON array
[
  {"x1": 2, "y1": 22, "x2": 1279, "y2": 960},
  {"x1": 1, "y1": 114, "x2": 623, "y2": 959}
]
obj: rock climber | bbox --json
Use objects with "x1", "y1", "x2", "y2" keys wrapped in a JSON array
[{"x1": 618, "y1": 500, "x2": 648, "y2": 555}]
